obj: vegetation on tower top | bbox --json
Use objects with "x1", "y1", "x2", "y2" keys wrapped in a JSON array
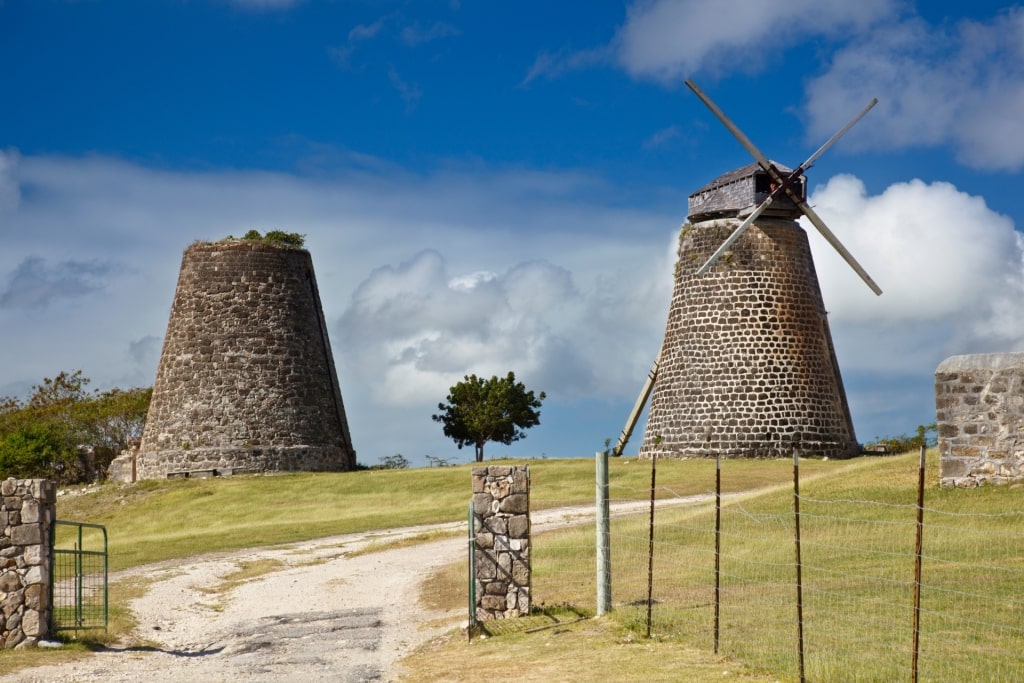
[{"x1": 213, "y1": 230, "x2": 306, "y2": 248}]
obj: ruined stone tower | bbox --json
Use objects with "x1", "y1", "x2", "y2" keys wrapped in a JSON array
[
  {"x1": 129, "y1": 238, "x2": 356, "y2": 480},
  {"x1": 638, "y1": 163, "x2": 858, "y2": 459}
]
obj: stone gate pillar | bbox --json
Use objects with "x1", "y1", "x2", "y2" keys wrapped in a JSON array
[
  {"x1": 1, "y1": 478, "x2": 56, "y2": 648},
  {"x1": 472, "y1": 465, "x2": 530, "y2": 620}
]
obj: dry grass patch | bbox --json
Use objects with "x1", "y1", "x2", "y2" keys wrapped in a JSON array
[
  {"x1": 399, "y1": 615, "x2": 778, "y2": 683},
  {"x1": 347, "y1": 528, "x2": 462, "y2": 557}
]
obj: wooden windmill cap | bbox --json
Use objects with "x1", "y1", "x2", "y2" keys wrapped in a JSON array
[{"x1": 687, "y1": 161, "x2": 806, "y2": 223}]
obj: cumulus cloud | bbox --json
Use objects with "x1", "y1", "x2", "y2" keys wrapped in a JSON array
[
  {"x1": 336, "y1": 250, "x2": 595, "y2": 406},
  {"x1": 804, "y1": 174, "x2": 1024, "y2": 371},
  {"x1": 804, "y1": 8, "x2": 1024, "y2": 170}
]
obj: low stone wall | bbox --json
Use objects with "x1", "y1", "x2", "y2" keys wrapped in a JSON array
[
  {"x1": 1, "y1": 478, "x2": 55, "y2": 648},
  {"x1": 935, "y1": 353, "x2": 1024, "y2": 487},
  {"x1": 472, "y1": 466, "x2": 530, "y2": 621}
]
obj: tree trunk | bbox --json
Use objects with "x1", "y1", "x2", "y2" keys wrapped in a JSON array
[{"x1": 475, "y1": 441, "x2": 485, "y2": 462}]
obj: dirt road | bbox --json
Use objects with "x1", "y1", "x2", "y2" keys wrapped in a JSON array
[{"x1": 2, "y1": 497, "x2": 712, "y2": 682}]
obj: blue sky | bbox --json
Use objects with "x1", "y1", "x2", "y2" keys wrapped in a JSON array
[{"x1": 2, "y1": 0, "x2": 1023, "y2": 467}]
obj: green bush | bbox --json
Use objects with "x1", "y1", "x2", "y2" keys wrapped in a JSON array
[
  {"x1": 0, "y1": 371, "x2": 150, "y2": 483},
  {"x1": 865, "y1": 423, "x2": 937, "y2": 454},
  {"x1": 238, "y1": 229, "x2": 305, "y2": 248}
]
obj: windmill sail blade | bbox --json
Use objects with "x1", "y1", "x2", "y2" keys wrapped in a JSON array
[
  {"x1": 799, "y1": 98, "x2": 878, "y2": 172},
  {"x1": 795, "y1": 200, "x2": 883, "y2": 295},
  {"x1": 686, "y1": 78, "x2": 883, "y2": 296},
  {"x1": 695, "y1": 196, "x2": 774, "y2": 275},
  {"x1": 686, "y1": 79, "x2": 773, "y2": 171}
]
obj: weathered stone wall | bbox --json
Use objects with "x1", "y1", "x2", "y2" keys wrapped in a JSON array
[
  {"x1": 1, "y1": 478, "x2": 55, "y2": 648},
  {"x1": 126, "y1": 240, "x2": 356, "y2": 481},
  {"x1": 935, "y1": 353, "x2": 1024, "y2": 487},
  {"x1": 639, "y1": 216, "x2": 858, "y2": 460},
  {"x1": 472, "y1": 466, "x2": 530, "y2": 621}
]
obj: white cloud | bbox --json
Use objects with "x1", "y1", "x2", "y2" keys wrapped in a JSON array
[
  {"x1": 0, "y1": 150, "x2": 674, "y2": 461},
  {"x1": 225, "y1": 0, "x2": 303, "y2": 10},
  {"x1": 388, "y1": 67, "x2": 423, "y2": 108},
  {"x1": 613, "y1": 0, "x2": 898, "y2": 82},
  {"x1": 523, "y1": 47, "x2": 607, "y2": 85},
  {"x1": 349, "y1": 18, "x2": 389, "y2": 42},
  {"x1": 525, "y1": 0, "x2": 899, "y2": 84},
  {"x1": 804, "y1": 8, "x2": 1024, "y2": 170},
  {"x1": 531, "y1": 2, "x2": 1024, "y2": 172},
  {"x1": 642, "y1": 125, "x2": 680, "y2": 150},
  {"x1": 805, "y1": 174, "x2": 1024, "y2": 372},
  {"x1": 400, "y1": 21, "x2": 460, "y2": 47},
  {"x1": 6, "y1": 147, "x2": 1016, "y2": 461},
  {"x1": 334, "y1": 249, "x2": 660, "y2": 409},
  {"x1": 0, "y1": 256, "x2": 124, "y2": 308}
]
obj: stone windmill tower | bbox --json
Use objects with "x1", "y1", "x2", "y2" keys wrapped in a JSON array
[
  {"x1": 124, "y1": 235, "x2": 356, "y2": 480},
  {"x1": 627, "y1": 82, "x2": 881, "y2": 460}
]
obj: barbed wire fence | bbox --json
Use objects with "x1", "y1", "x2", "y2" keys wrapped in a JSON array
[{"x1": 528, "y1": 449, "x2": 1024, "y2": 682}]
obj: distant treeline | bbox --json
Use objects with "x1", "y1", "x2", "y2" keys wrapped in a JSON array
[{"x1": 0, "y1": 371, "x2": 151, "y2": 485}]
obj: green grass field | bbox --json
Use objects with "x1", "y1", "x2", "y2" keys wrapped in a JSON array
[{"x1": 8, "y1": 452, "x2": 1023, "y2": 681}]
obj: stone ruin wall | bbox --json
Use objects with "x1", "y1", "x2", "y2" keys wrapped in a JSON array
[
  {"x1": 472, "y1": 466, "x2": 530, "y2": 621},
  {"x1": 0, "y1": 478, "x2": 55, "y2": 648},
  {"x1": 126, "y1": 240, "x2": 356, "y2": 480},
  {"x1": 936, "y1": 353, "x2": 1024, "y2": 487},
  {"x1": 639, "y1": 217, "x2": 858, "y2": 460}
]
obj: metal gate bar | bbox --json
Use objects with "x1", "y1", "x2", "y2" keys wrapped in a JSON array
[{"x1": 50, "y1": 520, "x2": 108, "y2": 633}]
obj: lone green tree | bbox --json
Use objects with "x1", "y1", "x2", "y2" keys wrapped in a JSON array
[{"x1": 432, "y1": 372, "x2": 546, "y2": 462}]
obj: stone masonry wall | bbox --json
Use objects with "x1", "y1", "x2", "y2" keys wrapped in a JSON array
[
  {"x1": 1, "y1": 478, "x2": 55, "y2": 648},
  {"x1": 472, "y1": 466, "x2": 530, "y2": 621},
  {"x1": 935, "y1": 353, "x2": 1024, "y2": 487},
  {"x1": 128, "y1": 240, "x2": 356, "y2": 480},
  {"x1": 639, "y1": 217, "x2": 858, "y2": 460}
]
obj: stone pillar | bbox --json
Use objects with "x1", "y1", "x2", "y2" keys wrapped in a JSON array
[
  {"x1": 472, "y1": 466, "x2": 530, "y2": 620},
  {"x1": 127, "y1": 239, "x2": 357, "y2": 481},
  {"x1": 936, "y1": 353, "x2": 1024, "y2": 487},
  {"x1": 1, "y1": 478, "x2": 56, "y2": 648}
]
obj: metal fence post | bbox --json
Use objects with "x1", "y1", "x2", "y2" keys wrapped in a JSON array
[
  {"x1": 911, "y1": 445, "x2": 926, "y2": 683},
  {"x1": 467, "y1": 500, "x2": 476, "y2": 641},
  {"x1": 596, "y1": 450, "x2": 611, "y2": 615}
]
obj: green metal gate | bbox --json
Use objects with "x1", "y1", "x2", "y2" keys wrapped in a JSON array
[{"x1": 50, "y1": 520, "x2": 108, "y2": 633}]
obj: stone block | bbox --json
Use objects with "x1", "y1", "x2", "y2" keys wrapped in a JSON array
[
  {"x1": 499, "y1": 494, "x2": 528, "y2": 514},
  {"x1": 21, "y1": 608, "x2": 41, "y2": 637},
  {"x1": 511, "y1": 467, "x2": 529, "y2": 493},
  {"x1": 940, "y1": 458, "x2": 970, "y2": 479},
  {"x1": 481, "y1": 595, "x2": 506, "y2": 611},
  {"x1": 20, "y1": 500, "x2": 39, "y2": 525},
  {"x1": 471, "y1": 492, "x2": 493, "y2": 514},
  {"x1": 0, "y1": 571, "x2": 21, "y2": 593}
]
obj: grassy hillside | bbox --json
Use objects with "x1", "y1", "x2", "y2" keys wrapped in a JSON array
[
  {"x1": 55, "y1": 456, "x2": 838, "y2": 571},
  {"x1": 23, "y1": 452, "x2": 1020, "y2": 681}
]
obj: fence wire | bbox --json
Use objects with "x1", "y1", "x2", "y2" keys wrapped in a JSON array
[{"x1": 530, "y1": 455, "x2": 1024, "y2": 682}]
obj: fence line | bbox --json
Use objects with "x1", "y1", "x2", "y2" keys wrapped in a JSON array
[{"x1": 529, "y1": 452, "x2": 1024, "y2": 682}]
